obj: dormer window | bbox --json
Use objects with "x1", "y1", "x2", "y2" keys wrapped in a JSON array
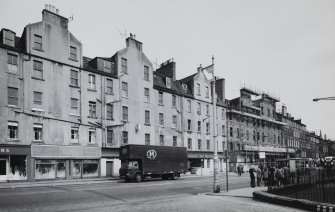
[
  {"x1": 34, "y1": 34, "x2": 42, "y2": 50},
  {"x1": 182, "y1": 83, "x2": 188, "y2": 92},
  {"x1": 166, "y1": 77, "x2": 171, "y2": 89},
  {"x1": 3, "y1": 30, "x2": 14, "y2": 46},
  {"x1": 104, "y1": 60, "x2": 111, "y2": 69},
  {"x1": 70, "y1": 46, "x2": 77, "y2": 60}
]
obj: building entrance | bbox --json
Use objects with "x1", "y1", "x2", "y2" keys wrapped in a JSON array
[{"x1": 0, "y1": 159, "x2": 7, "y2": 181}]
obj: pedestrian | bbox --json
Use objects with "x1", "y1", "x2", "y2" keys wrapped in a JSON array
[
  {"x1": 282, "y1": 165, "x2": 290, "y2": 185},
  {"x1": 237, "y1": 164, "x2": 241, "y2": 176},
  {"x1": 256, "y1": 166, "x2": 262, "y2": 186},
  {"x1": 275, "y1": 166, "x2": 284, "y2": 186},
  {"x1": 249, "y1": 166, "x2": 256, "y2": 188},
  {"x1": 262, "y1": 166, "x2": 268, "y2": 187},
  {"x1": 268, "y1": 165, "x2": 275, "y2": 188}
]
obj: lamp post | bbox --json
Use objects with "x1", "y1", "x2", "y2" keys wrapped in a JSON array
[
  {"x1": 313, "y1": 96, "x2": 335, "y2": 102},
  {"x1": 202, "y1": 56, "x2": 220, "y2": 193}
]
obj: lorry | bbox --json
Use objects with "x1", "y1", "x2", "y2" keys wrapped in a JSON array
[{"x1": 119, "y1": 144, "x2": 188, "y2": 182}]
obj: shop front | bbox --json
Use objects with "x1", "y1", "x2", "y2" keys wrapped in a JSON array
[
  {"x1": 31, "y1": 145, "x2": 101, "y2": 181},
  {"x1": 0, "y1": 145, "x2": 31, "y2": 182}
]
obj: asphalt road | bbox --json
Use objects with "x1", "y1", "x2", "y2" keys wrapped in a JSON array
[{"x1": 0, "y1": 173, "x2": 252, "y2": 212}]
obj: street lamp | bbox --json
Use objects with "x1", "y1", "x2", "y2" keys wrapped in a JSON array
[
  {"x1": 313, "y1": 96, "x2": 335, "y2": 102},
  {"x1": 202, "y1": 56, "x2": 220, "y2": 193}
]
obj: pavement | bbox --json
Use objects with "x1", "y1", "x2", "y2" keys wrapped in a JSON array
[{"x1": 207, "y1": 186, "x2": 266, "y2": 198}]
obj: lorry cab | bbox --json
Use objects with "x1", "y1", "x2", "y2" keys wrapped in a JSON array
[{"x1": 119, "y1": 160, "x2": 143, "y2": 182}]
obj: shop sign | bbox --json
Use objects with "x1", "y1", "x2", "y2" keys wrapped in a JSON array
[
  {"x1": 259, "y1": 152, "x2": 266, "y2": 159},
  {"x1": 0, "y1": 148, "x2": 10, "y2": 153},
  {"x1": 0, "y1": 146, "x2": 30, "y2": 155}
]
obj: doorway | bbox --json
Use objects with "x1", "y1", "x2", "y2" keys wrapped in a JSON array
[
  {"x1": 0, "y1": 159, "x2": 7, "y2": 181},
  {"x1": 106, "y1": 161, "x2": 114, "y2": 177}
]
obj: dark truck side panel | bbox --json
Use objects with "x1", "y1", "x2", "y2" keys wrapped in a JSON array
[{"x1": 119, "y1": 144, "x2": 187, "y2": 181}]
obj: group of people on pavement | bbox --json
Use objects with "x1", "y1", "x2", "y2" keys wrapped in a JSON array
[{"x1": 248, "y1": 164, "x2": 291, "y2": 188}]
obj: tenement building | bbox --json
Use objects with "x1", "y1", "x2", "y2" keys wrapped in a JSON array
[
  {"x1": 226, "y1": 87, "x2": 286, "y2": 171},
  {"x1": 0, "y1": 7, "x2": 226, "y2": 182}
]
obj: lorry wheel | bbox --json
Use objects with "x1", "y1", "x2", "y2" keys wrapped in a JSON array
[
  {"x1": 172, "y1": 172, "x2": 179, "y2": 180},
  {"x1": 135, "y1": 173, "x2": 143, "y2": 183}
]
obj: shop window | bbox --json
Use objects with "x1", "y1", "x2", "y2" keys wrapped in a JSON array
[
  {"x1": 9, "y1": 156, "x2": 26, "y2": 180},
  {"x1": 56, "y1": 162, "x2": 66, "y2": 179},
  {"x1": 35, "y1": 161, "x2": 56, "y2": 179},
  {"x1": 83, "y1": 162, "x2": 98, "y2": 178},
  {"x1": 73, "y1": 161, "x2": 82, "y2": 178}
]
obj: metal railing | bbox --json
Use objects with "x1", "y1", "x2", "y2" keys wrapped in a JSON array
[{"x1": 267, "y1": 168, "x2": 335, "y2": 204}]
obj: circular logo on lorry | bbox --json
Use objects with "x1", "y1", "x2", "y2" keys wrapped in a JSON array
[
  {"x1": 146, "y1": 149, "x2": 157, "y2": 160},
  {"x1": 122, "y1": 148, "x2": 127, "y2": 155}
]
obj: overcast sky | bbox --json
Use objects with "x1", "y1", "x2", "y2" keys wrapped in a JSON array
[{"x1": 1, "y1": 0, "x2": 334, "y2": 139}]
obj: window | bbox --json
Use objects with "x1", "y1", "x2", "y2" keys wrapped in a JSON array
[
  {"x1": 33, "y1": 124, "x2": 43, "y2": 141},
  {"x1": 122, "y1": 82, "x2": 128, "y2": 97},
  {"x1": 237, "y1": 128, "x2": 240, "y2": 138},
  {"x1": 268, "y1": 109, "x2": 270, "y2": 117},
  {"x1": 89, "y1": 129, "x2": 96, "y2": 144},
  {"x1": 230, "y1": 127, "x2": 233, "y2": 137},
  {"x1": 145, "y1": 110, "x2": 150, "y2": 124},
  {"x1": 198, "y1": 121, "x2": 201, "y2": 132},
  {"x1": 197, "y1": 102, "x2": 201, "y2": 115},
  {"x1": 104, "y1": 60, "x2": 111, "y2": 69},
  {"x1": 106, "y1": 79, "x2": 113, "y2": 94},
  {"x1": 8, "y1": 87, "x2": 18, "y2": 106},
  {"x1": 205, "y1": 86, "x2": 209, "y2": 98},
  {"x1": 144, "y1": 88, "x2": 150, "y2": 102},
  {"x1": 33, "y1": 60, "x2": 43, "y2": 79},
  {"x1": 121, "y1": 58, "x2": 127, "y2": 74},
  {"x1": 207, "y1": 140, "x2": 210, "y2": 150},
  {"x1": 33, "y1": 91, "x2": 42, "y2": 105},
  {"x1": 4, "y1": 30, "x2": 14, "y2": 46},
  {"x1": 70, "y1": 70, "x2": 79, "y2": 87},
  {"x1": 206, "y1": 123, "x2": 210, "y2": 134},
  {"x1": 34, "y1": 34, "x2": 42, "y2": 50},
  {"x1": 8, "y1": 122, "x2": 18, "y2": 139},
  {"x1": 222, "y1": 109, "x2": 225, "y2": 119},
  {"x1": 173, "y1": 136, "x2": 177, "y2": 147},
  {"x1": 187, "y1": 100, "x2": 191, "y2": 112},
  {"x1": 122, "y1": 106, "x2": 128, "y2": 121},
  {"x1": 71, "y1": 127, "x2": 79, "y2": 143},
  {"x1": 253, "y1": 131, "x2": 256, "y2": 141},
  {"x1": 71, "y1": 98, "x2": 78, "y2": 109},
  {"x1": 144, "y1": 66, "x2": 149, "y2": 81},
  {"x1": 70, "y1": 46, "x2": 77, "y2": 60},
  {"x1": 166, "y1": 78, "x2": 171, "y2": 89},
  {"x1": 172, "y1": 95, "x2": 176, "y2": 107},
  {"x1": 7, "y1": 53, "x2": 18, "y2": 65},
  {"x1": 222, "y1": 125, "x2": 225, "y2": 136},
  {"x1": 160, "y1": 135, "x2": 164, "y2": 146},
  {"x1": 206, "y1": 105, "x2": 209, "y2": 115},
  {"x1": 198, "y1": 139, "x2": 202, "y2": 150},
  {"x1": 246, "y1": 130, "x2": 249, "y2": 140},
  {"x1": 188, "y1": 139, "x2": 192, "y2": 150},
  {"x1": 88, "y1": 74, "x2": 96, "y2": 90},
  {"x1": 207, "y1": 160, "x2": 210, "y2": 168},
  {"x1": 122, "y1": 131, "x2": 128, "y2": 144},
  {"x1": 158, "y1": 92, "x2": 163, "y2": 105},
  {"x1": 106, "y1": 104, "x2": 113, "y2": 120},
  {"x1": 187, "y1": 119, "x2": 192, "y2": 131},
  {"x1": 262, "y1": 133, "x2": 265, "y2": 142},
  {"x1": 197, "y1": 83, "x2": 200, "y2": 95},
  {"x1": 257, "y1": 132, "x2": 260, "y2": 141},
  {"x1": 159, "y1": 113, "x2": 164, "y2": 126},
  {"x1": 89, "y1": 101, "x2": 96, "y2": 118},
  {"x1": 145, "y1": 134, "x2": 150, "y2": 145},
  {"x1": 107, "y1": 129, "x2": 113, "y2": 144},
  {"x1": 172, "y1": 115, "x2": 177, "y2": 128}
]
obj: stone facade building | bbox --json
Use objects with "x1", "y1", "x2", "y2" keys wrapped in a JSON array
[
  {"x1": 0, "y1": 7, "x2": 226, "y2": 182},
  {"x1": 226, "y1": 88, "x2": 286, "y2": 171}
]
